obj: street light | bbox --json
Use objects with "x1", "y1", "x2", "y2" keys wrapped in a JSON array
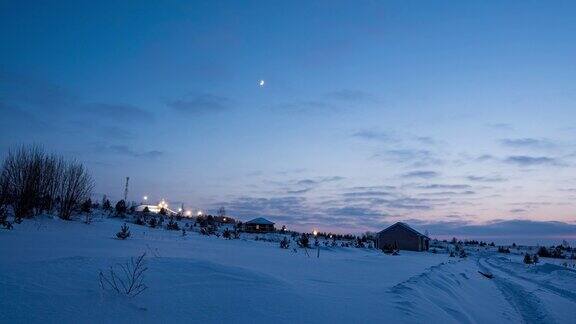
[{"x1": 313, "y1": 229, "x2": 320, "y2": 258}]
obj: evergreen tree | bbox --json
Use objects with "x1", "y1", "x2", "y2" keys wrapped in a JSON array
[
  {"x1": 115, "y1": 200, "x2": 127, "y2": 216},
  {"x1": 81, "y1": 198, "x2": 92, "y2": 213},
  {"x1": 103, "y1": 199, "x2": 111, "y2": 211}
]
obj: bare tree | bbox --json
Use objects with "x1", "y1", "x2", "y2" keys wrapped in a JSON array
[
  {"x1": 58, "y1": 161, "x2": 93, "y2": 220},
  {"x1": 38, "y1": 154, "x2": 64, "y2": 214},
  {"x1": 1, "y1": 145, "x2": 44, "y2": 218},
  {"x1": 0, "y1": 145, "x2": 94, "y2": 220}
]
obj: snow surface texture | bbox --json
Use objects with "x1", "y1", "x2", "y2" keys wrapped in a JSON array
[{"x1": 1, "y1": 215, "x2": 575, "y2": 323}]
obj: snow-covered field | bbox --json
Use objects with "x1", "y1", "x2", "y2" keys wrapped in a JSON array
[{"x1": 1, "y1": 215, "x2": 575, "y2": 323}]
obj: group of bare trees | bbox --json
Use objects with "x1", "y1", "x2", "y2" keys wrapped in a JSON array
[{"x1": 0, "y1": 145, "x2": 94, "y2": 220}]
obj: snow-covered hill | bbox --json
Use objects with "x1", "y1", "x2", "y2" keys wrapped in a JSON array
[{"x1": 1, "y1": 215, "x2": 575, "y2": 323}]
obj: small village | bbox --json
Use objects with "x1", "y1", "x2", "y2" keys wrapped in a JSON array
[{"x1": 3, "y1": 1, "x2": 576, "y2": 322}]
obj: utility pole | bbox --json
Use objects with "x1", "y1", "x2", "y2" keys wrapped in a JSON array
[{"x1": 124, "y1": 177, "x2": 129, "y2": 202}]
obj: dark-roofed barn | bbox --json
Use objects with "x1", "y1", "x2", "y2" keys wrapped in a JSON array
[
  {"x1": 376, "y1": 222, "x2": 429, "y2": 252},
  {"x1": 243, "y1": 217, "x2": 275, "y2": 233}
]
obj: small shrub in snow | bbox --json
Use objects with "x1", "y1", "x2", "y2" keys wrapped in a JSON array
[
  {"x1": 116, "y1": 223, "x2": 131, "y2": 240},
  {"x1": 200, "y1": 225, "x2": 216, "y2": 236},
  {"x1": 497, "y1": 246, "x2": 510, "y2": 254},
  {"x1": 148, "y1": 217, "x2": 158, "y2": 228},
  {"x1": 280, "y1": 237, "x2": 290, "y2": 249},
  {"x1": 99, "y1": 253, "x2": 148, "y2": 298},
  {"x1": 159, "y1": 208, "x2": 167, "y2": 216},
  {"x1": 181, "y1": 228, "x2": 186, "y2": 236},
  {"x1": 550, "y1": 247, "x2": 566, "y2": 259},
  {"x1": 166, "y1": 217, "x2": 180, "y2": 231},
  {"x1": 532, "y1": 254, "x2": 539, "y2": 264},
  {"x1": 135, "y1": 217, "x2": 145, "y2": 226},
  {"x1": 537, "y1": 246, "x2": 551, "y2": 258},
  {"x1": 222, "y1": 228, "x2": 232, "y2": 239},
  {"x1": 297, "y1": 233, "x2": 310, "y2": 248},
  {"x1": 523, "y1": 253, "x2": 533, "y2": 264},
  {"x1": 381, "y1": 242, "x2": 398, "y2": 254}
]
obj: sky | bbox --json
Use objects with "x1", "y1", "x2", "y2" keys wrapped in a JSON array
[{"x1": 1, "y1": 1, "x2": 576, "y2": 243}]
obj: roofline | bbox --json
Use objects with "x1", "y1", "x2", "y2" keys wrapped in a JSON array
[
  {"x1": 245, "y1": 217, "x2": 275, "y2": 225},
  {"x1": 379, "y1": 222, "x2": 429, "y2": 239}
]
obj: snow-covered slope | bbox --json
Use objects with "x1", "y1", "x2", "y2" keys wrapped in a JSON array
[{"x1": 1, "y1": 215, "x2": 575, "y2": 323}]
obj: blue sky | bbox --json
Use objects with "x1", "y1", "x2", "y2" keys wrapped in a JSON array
[{"x1": 1, "y1": 1, "x2": 576, "y2": 241}]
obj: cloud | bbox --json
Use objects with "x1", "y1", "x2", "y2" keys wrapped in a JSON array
[
  {"x1": 295, "y1": 176, "x2": 344, "y2": 186},
  {"x1": 401, "y1": 170, "x2": 439, "y2": 179},
  {"x1": 500, "y1": 138, "x2": 556, "y2": 149},
  {"x1": 475, "y1": 154, "x2": 496, "y2": 162},
  {"x1": 417, "y1": 184, "x2": 472, "y2": 190},
  {"x1": 486, "y1": 123, "x2": 513, "y2": 131},
  {"x1": 418, "y1": 219, "x2": 576, "y2": 244},
  {"x1": 167, "y1": 94, "x2": 230, "y2": 115},
  {"x1": 0, "y1": 102, "x2": 47, "y2": 130},
  {"x1": 271, "y1": 100, "x2": 334, "y2": 114},
  {"x1": 106, "y1": 145, "x2": 163, "y2": 158},
  {"x1": 96, "y1": 126, "x2": 134, "y2": 140},
  {"x1": 325, "y1": 89, "x2": 374, "y2": 102},
  {"x1": 0, "y1": 71, "x2": 77, "y2": 111},
  {"x1": 296, "y1": 179, "x2": 317, "y2": 186},
  {"x1": 504, "y1": 155, "x2": 561, "y2": 166},
  {"x1": 352, "y1": 129, "x2": 392, "y2": 142},
  {"x1": 466, "y1": 175, "x2": 507, "y2": 182},
  {"x1": 84, "y1": 103, "x2": 153, "y2": 122},
  {"x1": 326, "y1": 206, "x2": 384, "y2": 218},
  {"x1": 342, "y1": 191, "x2": 394, "y2": 198},
  {"x1": 377, "y1": 149, "x2": 443, "y2": 167},
  {"x1": 415, "y1": 136, "x2": 436, "y2": 145},
  {"x1": 221, "y1": 196, "x2": 308, "y2": 219},
  {"x1": 387, "y1": 197, "x2": 433, "y2": 210},
  {"x1": 0, "y1": 69, "x2": 153, "y2": 141},
  {"x1": 420, "y1": 191, "x2": 475, "y2": 197},
  {"x1": 286, "y1": 188, "x2": 313, "y2": 194}
]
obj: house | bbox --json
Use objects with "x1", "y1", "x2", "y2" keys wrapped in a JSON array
[
  {"x1": 376, "y1": 222, "x2": 429, "y2": 252},
  {"x1": 243, "y1": 217, "x2": 275, "y2": 233},
  {"x1": 135, "y1": 204, "x2": 177, "y2": 216}
]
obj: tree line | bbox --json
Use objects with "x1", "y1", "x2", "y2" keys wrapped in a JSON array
[{"x1": 0, "y1": 145, "x2": 93, "y2": 221}]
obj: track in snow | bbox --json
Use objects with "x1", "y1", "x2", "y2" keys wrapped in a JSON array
[{"x1": 478, "y1": 255, "x2": 576, "y2": 324}]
